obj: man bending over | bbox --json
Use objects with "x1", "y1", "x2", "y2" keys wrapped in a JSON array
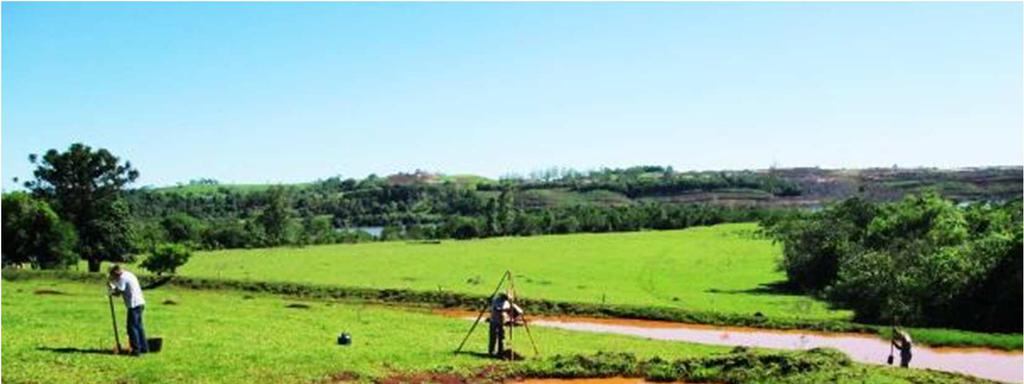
[{"x1": 109, "y1": 264, "x2": 148, "y2": 356}]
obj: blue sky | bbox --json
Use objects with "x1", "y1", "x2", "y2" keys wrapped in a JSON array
[{"x1": 3, "y1": 2, "x2": 1021, "y2": 188}]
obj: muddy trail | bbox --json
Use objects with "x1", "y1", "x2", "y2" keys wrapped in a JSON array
[
  {"x1": 440, "y1": 310, "x2": 1023, "y2": 383},
  {"x1": 513, "y1": 378, "x2": 687, "y2": 384}
]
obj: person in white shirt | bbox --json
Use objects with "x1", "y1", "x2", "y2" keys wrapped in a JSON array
[
  {"x1": 488, "y1": 292, "x2": 523, "y2": 357},
  {"x1": 108, "y1": 264, "x2": 148, "y2": 356},
  {"x1": 892, "y1": 327, "x2": 913, "y2": 368}
]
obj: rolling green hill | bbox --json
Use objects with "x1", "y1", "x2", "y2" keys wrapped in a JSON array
[{"x1": 181, "y1": 223, "x2": 847, "y2": 321}]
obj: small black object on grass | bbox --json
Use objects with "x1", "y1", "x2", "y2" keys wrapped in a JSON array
[
  {"x1": 285, "y1": 303, "x2": 310, "y2": 309},
  {"x1": 162, "y1": 299, "x2": 179, "y2": 305},
  {"x1": 147, "y1": 338, "x2": 164, "y2": 353},
  {"x1": 34, "y1": 288, "x2": 65, "y2": 295},
  {"x1": 337, "y1": 332, "x2": 352, "y2": 345}
]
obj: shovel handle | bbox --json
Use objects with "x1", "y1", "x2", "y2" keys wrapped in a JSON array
[{"x1": 108, "y1": 294, "x2": 123, "y2": 353}]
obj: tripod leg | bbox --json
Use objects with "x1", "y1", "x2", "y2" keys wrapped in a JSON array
[
  {"x1": 521, "y1": 315, "x2": 540, "y2": 356},
  {"x1": 506, "y1": 319, "x2": 513, "y2": 360},
  {"x1": 455, "y1": 271, "x2": 510, "y2": 353},
  {"x1": 506, "y1": 271, "x2": 537, "y2": 357}
]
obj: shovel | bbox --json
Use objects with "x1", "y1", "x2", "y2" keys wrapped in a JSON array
[
  {"x1": 108, "y1": 294, "x2": 124, "y2": 354},
  {"x1": 887, "y1": 341, "x2": 894, "y2": 365}
]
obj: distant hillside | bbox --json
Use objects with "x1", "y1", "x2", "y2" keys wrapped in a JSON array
[
  {"x1": 122, "y1": 166, "x2": 1021, "y2": 249},
  {"x1": 150, "y1": 172, "x2": 490, "y2": 195},
  {"x1": 152, "y1": 183, "x2": 301, "y2": 195},
  {"x1": 625, "y1": 166, "x2": 1022, "y2": 209},
  {"x1": 148, "y1": 166, "x2": 1022, "y2": 210}
]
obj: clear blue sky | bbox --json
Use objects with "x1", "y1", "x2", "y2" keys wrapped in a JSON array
[{"x1": 3, "y1": 2, "x2": 1021, "y2": 188}]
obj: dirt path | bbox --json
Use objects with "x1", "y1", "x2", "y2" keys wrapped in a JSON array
[{"x1": 513, "y1": 378, "x2": 674, "y2": 384}]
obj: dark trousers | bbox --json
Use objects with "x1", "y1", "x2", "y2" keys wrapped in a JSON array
[
  {"x1": 900, "y1": 350, "x2": 912, "y2": 368},
  {"x1": 127, "y1": 305, "x2": 149, "y2": 355},
  {"x1": 488, "y1": 321, "x2": 504, "y2": 356}
]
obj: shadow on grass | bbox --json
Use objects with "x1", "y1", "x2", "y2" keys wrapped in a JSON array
[
  {"x1": 453, "y1": 350, "x2": 503, "y2": 359},
  {"x1": 142, "y1": 275, "x2": 174, "y2": 290},
  {"x1": 37, "y1": 346, "x2": 126, "y2": 356},
  {"x1": 706, "y1": 281, "x2": 804, "y2": 296},
  {"x1": 454, "y1": 350, "x2": 526, "y2": 360}
]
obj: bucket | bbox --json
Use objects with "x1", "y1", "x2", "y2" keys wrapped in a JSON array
[
  {"x1": 147, "y1": 337, "x2": 163, "y2": 353},
  {"x1": 337, "y1": 332, "x2": 351, "y2": 345}
]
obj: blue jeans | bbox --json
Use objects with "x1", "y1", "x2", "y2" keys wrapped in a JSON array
[
  {"x1": 488, "y1": 320, "x2": 504, "y2": 356},
  {"x1": 900, "y1": 348, "x2": 912, "y2": 368},
  {"x1": 127, "y1": 305, "x2": 148, "y2": 355}
]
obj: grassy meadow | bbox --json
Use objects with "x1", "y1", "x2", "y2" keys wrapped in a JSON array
[
  {"x1": 183, "y1": 223, "x2": 850, "y2": 321},
  {"x1": 2, "y1": 279, "x2": 991, "y2": 384},
  {"x1": 2, "y1": 279, "x2": 729, "y2": 383}
]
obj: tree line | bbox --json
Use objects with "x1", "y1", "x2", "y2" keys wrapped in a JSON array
[
  {"x1": 490, "y1": 165, "x2": 802, "y2": 197},
  {"x1": 3, "y1": 144, "x2": 782, "y2": 270},
  {"x1": 127, "y1": 186, "x2": 780, "y2": 249},
  {"x1": 762, "y1": 194, "x2": 1022, "y2": 332}
]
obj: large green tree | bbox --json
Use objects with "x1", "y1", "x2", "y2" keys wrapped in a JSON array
[
  {"x1": 1, "y1": 193, "x2": 78, "y2": 269},
  {"x1": 256, "y1": 186, "x2": 292, "y2": 246},
  {"x1": 25, "y1": 143, "x2": 140, "y2": 272},
  {"x1": 161, "y1": 212, "x2": 205, "y2": 245}
]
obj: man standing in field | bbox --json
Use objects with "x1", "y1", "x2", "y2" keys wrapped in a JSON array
[
  {"x1": 891, "y1": 327, "x2": 913, "y2": 368},
  {"x1": 109, "y1": 264, "x2": 149, "y2": 356},
  {"x1": 488, "y1": 292, "x2": 522, "y2": 358}
]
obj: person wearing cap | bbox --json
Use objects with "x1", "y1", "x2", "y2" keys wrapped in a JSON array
[
  {"x1": 108, "y1": 264, "x2": 148, "y2": 356},
  {"x1": 891, "y1": 327, "x2": 913, "y2": 368}
]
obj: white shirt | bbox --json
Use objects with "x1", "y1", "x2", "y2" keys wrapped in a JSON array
[{"x1": 111, "y1": 271, "x2": 146, "y2": 308}]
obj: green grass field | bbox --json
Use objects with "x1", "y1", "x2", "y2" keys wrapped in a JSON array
[
  {"x1": 0, "y1": 278, "x2": 720, "y2": 383},
  {"x1": 183, "y1": 223, "x2": 848, "y2": 321},
  {"x1": 1, "y1": 279, "x2": 987, "y2": 384}
]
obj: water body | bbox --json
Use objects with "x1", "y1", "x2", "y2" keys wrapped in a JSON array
[
  {"x1": 530, "y1": 316, "x2": 1023, "y2": 384},
  {"x1": 442, "y1": 310, "x2": 1022, "y2": 383}
]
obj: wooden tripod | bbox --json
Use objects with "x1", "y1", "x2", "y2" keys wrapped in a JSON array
[{"x1": 454, "y1": 270, "x2": 539, "y2": 358}]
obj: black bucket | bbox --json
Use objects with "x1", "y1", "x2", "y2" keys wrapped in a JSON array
[
  {"x1": 337, "y1": 332, "x2": 351, "y2": 345},
  {"x1": 147, "y1": 337, "x2": 163, "y2": 353}
]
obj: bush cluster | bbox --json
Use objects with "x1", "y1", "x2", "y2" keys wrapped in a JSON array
[{"x1": 763, "y1": 193, "x2": 1022, "y2": 332}]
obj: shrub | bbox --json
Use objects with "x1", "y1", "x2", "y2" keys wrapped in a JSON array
[
  {"x1": 764, "y1": 197, "x2": 876, "y2": 291},
  {"x1": 1, "y1": 193, "x2": 78, "y2": 269},
  {"x1": 140, "y1": 243, "x2": 192, "y2": 276},
  {"x1": 641, "y1": 357, "x2": 678, "y2": 382},
  {"x1": 161, "y1": 213, "x2": 205, "y2": 245},
  {"x1": 513, "y1": 349, "x2": 852, "y2": 384}
]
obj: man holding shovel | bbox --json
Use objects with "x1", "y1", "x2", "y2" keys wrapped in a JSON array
[
  {"x1": 889, "y1": 327, "x2": 913, "y2": 368},
  {"x1": 108, "y1": 264, "x2": 149, "y2": 356}
]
